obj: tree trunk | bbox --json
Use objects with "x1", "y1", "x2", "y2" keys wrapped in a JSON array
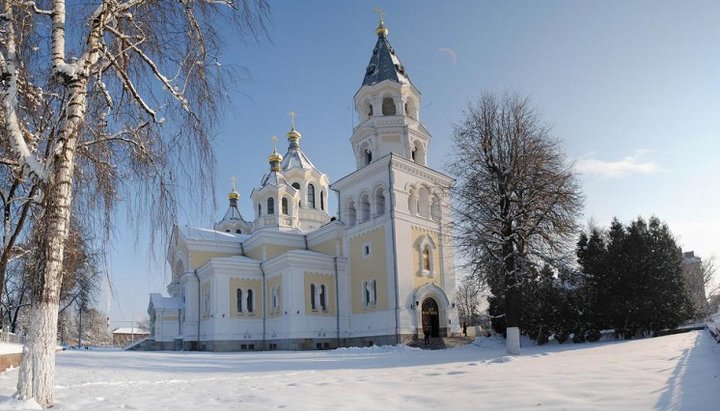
[
  {"x1": 503, "y1": 226, "x2": 521, "y2": 354},
  {"x1": 16, "y1": 78, "x2": 84, "y2": 407}
]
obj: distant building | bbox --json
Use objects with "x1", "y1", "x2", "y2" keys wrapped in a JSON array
[
  {"x1": 112, "y1": 327, "x2": 150, "y2": 346},
  {"x1": 145, "y1": 17, "x2": 460, "y2": 351},
  {"x1": 682, "y1": 251, "x2": 707, "y2": 318}
]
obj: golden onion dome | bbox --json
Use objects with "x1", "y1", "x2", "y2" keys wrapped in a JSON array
[
  {"x1": 228, "y1": 190, "x2": 240, "y2": 200},
  {"x1": 268, "y1": 149, "x2": 283, "y2": 164},
  {"x1": 376, "y1": 21, "x2": 389, "y2": 37},
  {"x1": 287, "y1": 127, "x2": 302, "y2": 141}
]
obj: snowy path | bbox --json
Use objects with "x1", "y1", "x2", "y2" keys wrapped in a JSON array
[{"x1": 0, "y1": 331, "x2": 717, "y2": 410}]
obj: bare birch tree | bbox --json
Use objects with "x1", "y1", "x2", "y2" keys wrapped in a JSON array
[
  {"x1": 0, "y1": 0, "x2": 269, "y2": 406},
  {"x1": 449, "y1": 93, "x2": 583, "y2": 354}
]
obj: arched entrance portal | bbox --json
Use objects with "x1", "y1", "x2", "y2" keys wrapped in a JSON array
[{"x1": 421, "y1": 298, "x2": 440, "y2": 338}]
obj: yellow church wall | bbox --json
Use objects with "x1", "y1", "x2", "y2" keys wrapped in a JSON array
[
  {"x1": 190, "y1": 251, "x2": 235, "y2": 270},
  {"x1": 349, "y1": 227, "x2": 389, "y2": 314},
  {"x1": 411, "y1": 227, "x2": 442, "y2": 290},
  {"x1": 310, "y1": 239, "x2": 339, "y2": 257},
  {"x1": 265, "y1": 275, "x2": 282, "y2": 317},
  {"x1": 228, "y1": 278, "x2": 263, "y2": 318},
  {"x1": 303, "y1": 272, "x2": 336, "y2": 316}
]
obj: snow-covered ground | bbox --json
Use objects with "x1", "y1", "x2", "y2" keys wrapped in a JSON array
[{"x1": 0, "y1": 331, "x2": 717, "y2": 410}]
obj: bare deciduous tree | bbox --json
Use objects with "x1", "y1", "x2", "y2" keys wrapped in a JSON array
[
  {"x1": 0, "y1": 0, "x2": 269, "y2": 406},
  {"x1": 449, "y1": 93, "x2": 583, "y2": 354}
]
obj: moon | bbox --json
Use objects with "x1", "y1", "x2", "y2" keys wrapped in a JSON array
[{"x1": 438, "y1": 48, "x2": 457, "y2": 64}]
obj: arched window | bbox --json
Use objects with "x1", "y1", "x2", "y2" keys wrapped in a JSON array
[
  {"x1": 361, "y1": 194, "x2": 371, "y2": 222},
  {"x1": 375, "y1": 187, "x2": 385, "y2": 216},
  {"x1": 310, "y1": 284, "x2": 317, "y2": 311},
  {"x1": 235, "y1": 229, "x2": 242, "y2": 234},
  {"x1": 236, "y1": 289, "x2": 243, "y2": 313},
  {"x1": 370, "y1": 279, "x2": 377, "y2": 305},
  {"x1": 267, "y1": 197, "x2": 275, "y2": 215},
  {"x1": 368, "y1": 104, "x2": 373, "y2": 117},
  {"x1": 247, "y1": 289, "x2": 254, "y2": 314},
  {"x1": 347, "y1": 201, "x2": 357, "y2": 226},
  {"x1": 225, "y1": 229, "x2": 230, "y2": 233},
  {"x1": 258, "y1": 203, "x2": 262, "y2": 217},
  {"x1": 308, "y1": 184, "x2": 316, "y2": 209},
  {"x1": 292, "y1": 182, "x2": 300, "y2": 190},
  {"x1": 418, "y1": 187, "x2": 430, "y2": 218},
  {"x1": 382, "y1": 97, "x2": 396, "y2": 115},
  {"x1": 407, "y1": 190, "x2": 418, "y2": 215},
  {"x1": 365, "y1": 149, "x2": 372, "y2": 165},
  {"x1": 282, "y1": 197, "x2": 289, "y2": 215},
  {"x1": 411, "y1": 147, "x2": 417, "y2": 162},
  {"x1": 320, "y1": 191, "x2": 325, "y2": 211},
  {"x1": 423, "y1": 246, "x2": 431, "y2": 271}
]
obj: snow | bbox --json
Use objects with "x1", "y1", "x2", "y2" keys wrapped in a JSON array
[
  {"x1": 0, "y1": 331, "x2": 717, "y2": 410},
  {"x1": 0, "y1": 344, "x2": 22, "y2": 355}
]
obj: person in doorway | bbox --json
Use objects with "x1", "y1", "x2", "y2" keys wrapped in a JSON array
[{"x1": 423, "y1": 327, "x2": 430, "y2": 345}]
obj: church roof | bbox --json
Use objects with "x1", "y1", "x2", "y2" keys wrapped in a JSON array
[
  {"x1": 149, "y1": 293, "x2": 184, "y2": 310},
  {"x1": 260, "y1": 170, "x2": 289, "y2": 188},
  {"x1": 280, "y1": 146, "x2": 317, "y2": 171},
  {"x1": 362, "y1": 29, "x2": 411, "y2": 87},
  {"x1": 219, "y1": 203, "x2": 249, "y2": 225},
  {"x1": 178, "y1": 226, "x2": 247, "y2": 243}
]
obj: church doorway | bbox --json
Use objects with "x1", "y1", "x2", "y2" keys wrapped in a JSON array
[{"x1": 421, "y1": 297, "x2": 440, "y2": 338}]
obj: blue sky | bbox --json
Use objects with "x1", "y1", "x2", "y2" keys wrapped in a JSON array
[{"x1": 103, "y1": 1, "x2": 720, "y2": 323}]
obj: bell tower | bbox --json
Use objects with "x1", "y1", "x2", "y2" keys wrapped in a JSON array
[{"x1": 350, "y1": 12, "x2": 431, "y2": 169}]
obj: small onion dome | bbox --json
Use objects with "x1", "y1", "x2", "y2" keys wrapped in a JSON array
[
  {"x1": 228, "y1": 190, "x2": 240, "y2": 200},
  {"x1": 287, "y1": 127, "x2": 301, "y2": 149},
  {"x1": 376, "y1": 20, "x2": 389, "y2": 37},
  {"x1": 268, "y1": 149, "x2": 283, "y2": 171}
]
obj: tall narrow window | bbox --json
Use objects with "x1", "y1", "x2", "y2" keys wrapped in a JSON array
[
  {"x1": 308, "y1": 184, "x2": 316, "y2": 209},
  {"x1": 423, "y1": 246, "x2": 431, "y2": 271},
  {"x1": 310, "y1": 284, "x2": 317, "y2": 311},
  {"x1": 247, "y1": 289, "x2": 254, "y2": 313},
  {"x1": 258, "y1": 204, "x2": 262, "y2": 217},
  {"x1": 348, "y1": 201, "x2": 357, "y2": 226},
  {"x1": 282, "y1": 197, "x2": 289, "y2": 215},
  {"x1": 267, "y1": 197, "x2": 275, "y2": 215},
  {"x1": 236, "y1": 289, "x2": 243, "y2": 313},
  {"x1": 375, "y1": 188, "x2": 385, "y2": 216},
  {"x1": 320, "y1": 191, "x2": 325, "y2": 211},
  {"x1": 370, "y1": 279, "x2": 377, "y2": 305},
  {"x1": 368, "y1": 104, "x2": 373, "y2": 117},
  {"x1": 320, "y1": 284, "x2": 327, "y2": 311},
  {"x1": 361, "y1": 195, "x2": 371, "y2": 222},
  {"x1": 362, "y1": 281, "x2": 369, "y2": 306},
  {"x1": 365, "y1": 149, "x2": 372, "y2": 165}
]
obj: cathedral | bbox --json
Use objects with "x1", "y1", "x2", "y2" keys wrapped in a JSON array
[{"x1": 146, "y1": 17, "x2": 460, "y2": 351}]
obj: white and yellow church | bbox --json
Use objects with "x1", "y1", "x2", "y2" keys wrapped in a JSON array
[{"x1": 146, "y1": 18, "x2": 460, "y2": 351}]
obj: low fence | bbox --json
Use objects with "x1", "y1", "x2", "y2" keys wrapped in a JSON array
[{"x1": 0, "y1": 332, "x2": 25, "y2": 345}]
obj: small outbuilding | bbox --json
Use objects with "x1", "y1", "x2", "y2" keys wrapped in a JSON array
[{"x1": 112, "y1": 327, "x2": 150, "y2": 346}]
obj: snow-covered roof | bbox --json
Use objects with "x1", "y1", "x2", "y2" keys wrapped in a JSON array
[
  {"x1": 178, "y1": 226, "x2": 248, "y2": 243},
  {"x1": 112, "y1": 327, "x2": 150, "y2": 335},
  {"x1": 149, "y1": 293, "x2": 184, "y2": 310}
]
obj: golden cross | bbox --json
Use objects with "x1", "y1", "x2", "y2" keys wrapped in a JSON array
[
  {"x1": 373, "y1": 6, "x2": 385, "y2": 23},
  {"x1": 288, "y1": 111, "x2": 297, "y2": 129},
  {"x1": 230, "y1": 176, "x2": 237, "y2": 191},
  {"x1": 271, "y1": 135, "x2": 279, "y2": 151}
]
